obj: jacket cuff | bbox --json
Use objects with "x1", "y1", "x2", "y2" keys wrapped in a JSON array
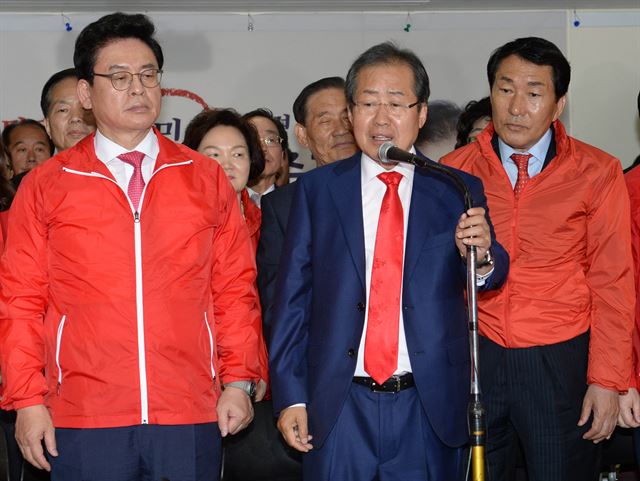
[{"x1": 11, "y1": 396, "x2": 46, "y2": 411}]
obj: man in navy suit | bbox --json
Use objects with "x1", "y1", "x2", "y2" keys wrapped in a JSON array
[{"x1": 269, "y1": 42, "x2": 509, "y2": 480}]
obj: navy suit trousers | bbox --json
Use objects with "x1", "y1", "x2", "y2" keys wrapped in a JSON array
[
  {"x1": 50, "y1": 423, "x2": 221, "y2": 481},
  {"x1": 302, "y1": 382, "x2": 464, "y2": 481}
]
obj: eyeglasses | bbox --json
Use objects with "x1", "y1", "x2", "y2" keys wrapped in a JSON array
[
  {"x1": 352, "y1": 100, "x2": 420, "y2": 117},
  {"x1": 93, "y1": 68, "x2": 163, "y2": 91},
  {"x1": 260, "y1": 136, "x2": 283, "y2": 148}
]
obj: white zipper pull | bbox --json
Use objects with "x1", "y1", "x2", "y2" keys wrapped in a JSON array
[{"x1": 134, "y1": 212, "x2": 140, "y2": 223}]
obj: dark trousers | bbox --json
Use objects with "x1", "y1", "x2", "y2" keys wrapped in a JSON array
[
  {"x1": 302, "y1": 383, "x2": 464, "y2": 481},
  {"x1": 1, "y1": 410, "x2": 22, "y2": 481},
  {"x1": 222, "y1": 400, "x2": 301, "y2": 481},
  {"x1": 480, "y1": 332, "x2": 599, "y2": 481},
  {"x1": 50, "y1": 423, "x2": 221, "y2": 481}
]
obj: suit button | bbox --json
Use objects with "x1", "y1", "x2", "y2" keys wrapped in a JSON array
[
  {"x1": 347, "y1": 348, "x2": 356, "y2": 357},
  {"x1": 356, "y1": 302, "x2": 365, "y2": 312}
]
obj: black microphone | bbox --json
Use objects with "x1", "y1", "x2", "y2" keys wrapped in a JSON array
[
  {"x1": 378, "y1": 142, "x2": 422, "y2": 166},
  {"x1": 377, "y1": 142, "x2": 473, "y2": 210}
]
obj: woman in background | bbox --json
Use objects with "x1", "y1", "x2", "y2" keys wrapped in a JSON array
[{"x1": 184, "y1": 108, "x2": 265, "y2": 252}]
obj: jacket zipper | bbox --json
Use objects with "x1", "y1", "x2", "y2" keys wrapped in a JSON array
[
  {"x1": 62, "y1": 160, "x2": 193, "y2": 423},
  {"x1": 55, "y1": 315, "x2": 67, "y2": 394},
  {"x1": 203, "y1": 312, "x2": 216, "y2": 384}
]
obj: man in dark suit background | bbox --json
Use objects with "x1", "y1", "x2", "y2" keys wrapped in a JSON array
[
  {"x1": 269, "y1": 42, "x2": 509, "y2": 480},
  {"x1": 257, "y1": 76, "x2": 356, "y2": 344}
]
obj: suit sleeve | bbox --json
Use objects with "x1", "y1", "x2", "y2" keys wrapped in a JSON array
[
  {"x1": 467, "y1": 175, "x2": 509, "y2": 292},
  {"x1": 256, "y1": 191, "x2": 285, "y2": 347},
  {"x1": 0, "y1": 170, "x2": 49, "y2": 410},
  {"x1": 586, "y1": 161, "x2": 634, "y2": 392},
  {"x1": 268, "y1": 177, "x2": 313, "y2": 414},
  {"x1": 210, "y1": 169, "x2": 262, "y2": 385}
]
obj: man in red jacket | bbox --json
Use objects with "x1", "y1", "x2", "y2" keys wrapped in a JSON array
[
  {"x1": 442, "y1": 37, "x2": 634, "y2": 481},
  {"x1": 0, "y1": 13, "x2": 262, "y2": 481}
]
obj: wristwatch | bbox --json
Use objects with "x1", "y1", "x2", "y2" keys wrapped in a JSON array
[
  {"x1": 476, "y1": 249, "x2": 494, "y2": 269},
  {"x1": 225, "y1": 380, "x2": 257, "y2": 399}
]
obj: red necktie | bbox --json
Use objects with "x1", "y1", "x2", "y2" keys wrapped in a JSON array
[
  {"x1": 364, "y1": 171, "x2": 404, "y2": 384},
  {"x1": 118, "y1": 151, "x2": 146, "y2": 211},
  {"x1": 511, "y1": 153, "x2": 532, "y2": 199}
]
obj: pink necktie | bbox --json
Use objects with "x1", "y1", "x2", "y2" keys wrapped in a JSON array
[
  {"x1": 511, "y1": 153, "x2": 532, "y2": 199},
  {"x1": 364, "y1": 171, "x2": 404, "y2": 384},
  {"x1": 118, "y1": 151, "x2": 146, "y2": 211}
]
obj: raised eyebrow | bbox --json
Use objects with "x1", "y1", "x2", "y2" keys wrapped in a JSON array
[
  {"x1": 386, "y1": 89, "x2": 406, "y2": 97},
  {"x1": 527, "y1": 80, "x2": 546, "y2": 88}
]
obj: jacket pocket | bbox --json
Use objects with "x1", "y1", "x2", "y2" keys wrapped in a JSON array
[
  {"x1": 203, "y1": 313, "x2": 216, "y2": 382},
  {"x1": 55, "y1": 315, "x2": 67, "y2": 390}
]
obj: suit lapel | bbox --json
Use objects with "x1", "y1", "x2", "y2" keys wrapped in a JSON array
[
  {"x1": 404, "y1": 165, "x2": 449, "y2": 282},
  {"x1": 328, "y1": 155, "x2": 366, "y2": 290}
]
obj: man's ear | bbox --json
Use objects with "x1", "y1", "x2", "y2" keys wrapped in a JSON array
[
  {"x1": 553, "y1": 95, "x2": 567, "y2": 122},
  {"x1": 418, "y1": 102, "x2": 428, "y2": 129},
  {"x1": 295, "y1": 123, "x2": 309, "y2": 149},
  {"x1": 77, "y1": 79, "x2": 93, "y2": 110},
  {"x1": 44, "y1": 118, "x2": 52, "y2": 137}
]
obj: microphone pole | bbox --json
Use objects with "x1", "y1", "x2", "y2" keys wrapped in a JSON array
[{"x1": 378, "y1": 143, "x2": 485, "y2": 481}]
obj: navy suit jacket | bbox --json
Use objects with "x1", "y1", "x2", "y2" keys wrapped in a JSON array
[
  {"x1": 256, "y1": 182, "x2": 297, "y2": 346},
  {"x1": 269, "y1": 152, "x2": 509, "y2": 449}
]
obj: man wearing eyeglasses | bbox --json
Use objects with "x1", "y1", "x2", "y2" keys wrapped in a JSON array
[
  {"x1": 243, "y1": 109, "x2": 289, "y2": 208},
  {"x1": 269, "y1": 42, "x2": 509, "y2": 480},
  {"x1": 0, "y1": 12, "x2": 262, "y2": 481}
]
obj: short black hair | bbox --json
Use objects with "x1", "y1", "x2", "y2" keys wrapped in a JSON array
[
  {"x1": 345, "y1": 41, "x2": 430, "y2": 107},
  {"x1": 417, "y1": 100, "x2": 461, "y2": 145},
  {"x1": 242, "y1": 108, "x2": 290, "y2": 153},
  {"x1": 293, "y1": 77, "x2": 346, "y2": 125},
  {"x1": 40, "y1": 68, "x2": 78, "y2": 117},
  {"x1": 2, "y1": 119, "x2": 55, "y2": 160},
  {"x1": 487, "y1": 37, "x2": 570, "y2": 100},
  {"x1": 74, "y1": 12, "x2": 164, "y2": 84},
  {"x1": 455, "y1": 97, "x2": 492, "y2": 149},
  {"x1": 183, "y1": 108, "x2": 265, "y2": 182}
]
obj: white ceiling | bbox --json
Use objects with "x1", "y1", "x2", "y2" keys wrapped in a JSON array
[{"x1": 0, "y1": 0, "x2": 639, "y2": 12}]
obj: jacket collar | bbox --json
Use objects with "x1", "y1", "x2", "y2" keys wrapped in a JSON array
[{"x1": 58, "y1": 127, "x2": 192, "y2": 177}]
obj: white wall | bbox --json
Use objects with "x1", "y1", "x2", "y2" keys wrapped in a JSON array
[{"x1": 568, "y1": 11, "x2": 640, "y2": 167}]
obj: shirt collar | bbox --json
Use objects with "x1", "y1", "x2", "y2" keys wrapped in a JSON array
[
  {"x1": 498, "y1": 128, "x2": 552, "y2": 165},
  {"x1": 361, "y1": 146, "x2": 415, "y2": 186},
  {"x1": 94, "y1": 128, "x2": 159, "y2": 165}
]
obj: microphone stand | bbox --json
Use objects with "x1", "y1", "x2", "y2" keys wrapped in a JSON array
[{"x1": 386, "y1": 153, "x2": 486, "y2": 481}]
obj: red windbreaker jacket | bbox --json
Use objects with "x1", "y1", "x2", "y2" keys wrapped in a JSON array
[
  {"x1": 0, "y1": 130, "x2": 263, "y2": 427},
  {"x1": 442, "y1": 121, "x2": 634, "y2": 391}
]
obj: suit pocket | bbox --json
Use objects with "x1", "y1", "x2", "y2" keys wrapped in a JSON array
[{"x1": 447, "y1": 335, "x2": 470, "y2": 366}]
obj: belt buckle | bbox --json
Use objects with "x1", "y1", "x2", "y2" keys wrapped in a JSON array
[{"x1": 390, "y1": 375, "x2": 401, "y2": 393}]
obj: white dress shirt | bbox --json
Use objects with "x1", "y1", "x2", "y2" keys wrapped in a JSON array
[
  {"x1": 247, "y1": 184, "x2": 276, "y2": 208},
  {"x1": 354, "y1": 151, "x2": 416, "y2": 377},
  {"x1": 94, "y1": 129, "x2": 159, "y2": 195}
]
